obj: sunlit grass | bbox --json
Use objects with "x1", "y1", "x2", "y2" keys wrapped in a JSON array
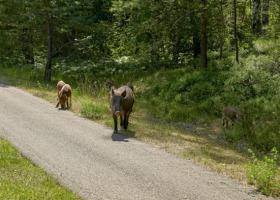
[{"x1": 0, "y1": 138, "x2": 81, "y2": 200}]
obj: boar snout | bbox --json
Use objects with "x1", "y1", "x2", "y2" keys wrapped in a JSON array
[{"x1": 115, "y1": 111, "x2": 121, "y2": 116}]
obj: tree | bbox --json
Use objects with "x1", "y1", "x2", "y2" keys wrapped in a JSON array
[
  {"x1": 200, "y1": 0, "x2": 208, "y2": 68},
  {"x1": 233, "y1": 0, "x2": 239, "y2": 63},
  {"x1": 252, "y1": 0, "x2": 261, "y2": 34},
  {"x1": 190, "y1": 0, "x2": 201, "y2": 58},
  {"x1": 262, "y1": 0, "x2": 269, "y2": 26},
  {"x1": 42, "y1": 0, "x2": 53, "y2": 82}
]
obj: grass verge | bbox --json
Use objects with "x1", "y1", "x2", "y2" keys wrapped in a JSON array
[{"x1": 0, "y1": 138, "x2": 81, "y2": 199}]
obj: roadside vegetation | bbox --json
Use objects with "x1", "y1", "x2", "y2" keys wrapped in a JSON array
[
  {"x1": 0, "y1": 138, "x2": 81, "y2": 199},
  {"x1": 0, "y1": 0, "x2": 279, "y2": 197}
]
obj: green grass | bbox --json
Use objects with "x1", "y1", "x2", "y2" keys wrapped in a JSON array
[{"x1": 0, "y1": 138, "x2": 81, "y2": 200}]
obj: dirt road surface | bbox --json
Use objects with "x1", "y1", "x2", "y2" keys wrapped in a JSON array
[{"x1": 0, "y1": 81, "x2": 276, "y2": 200}]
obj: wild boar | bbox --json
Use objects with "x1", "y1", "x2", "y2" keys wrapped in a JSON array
[
  {"x1": 222, "y1": 106, "x2": 241, "y2": 128},
  {"x1": 110, "y1": 85, "x2": 134, "y2": 134},
  {"x1": 57, "y1": 80, "x2": 65, "y2": 99},
  {"x1": 56, "y1": 84, "x2": 72, "y2": 109}
]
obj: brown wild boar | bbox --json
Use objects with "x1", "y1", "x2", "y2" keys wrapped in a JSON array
[
  {"x1": 56, "y1": 84, "x2": 72, "y2": 109},
  {"x1": 222, "y1": 106, "x2": 241, "y2": 128},
  {"x1": 57, "y1": 80, "x2": 65, "y2": 98},
  {"x1": 110, "y1": 85, "x2": 134, "y2": 134}
]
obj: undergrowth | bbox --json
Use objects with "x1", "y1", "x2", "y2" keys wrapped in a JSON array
[{"x1": 245, "y1": 148, "x2": 280, "y2": 196}]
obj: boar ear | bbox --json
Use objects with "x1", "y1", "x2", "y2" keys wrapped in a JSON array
[{"x1": 122, "y1": 90, "x2": 127, "y2": 98}]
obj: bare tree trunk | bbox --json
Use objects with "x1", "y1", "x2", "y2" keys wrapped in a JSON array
[
  {"x1": 233, "y1": 0, "x2": 239, "y2": 63},
  {"x1": 42, "y1": 0, "x2": 52, "y2": 82},
  {"x1": 190, "y1": 0, "x2": 200, "y2": 59},
  {"x1": 262, "y1": 0, "x2": 269, "y2": 26},
  {"x1": 252, "y1": 0, "x2": 261, "y2": 34},
  {"x1": 200, "y1": 0, "x2": 208, "y2": 68},
  {"x1": 218, "y1": 0, "x2": 225, "y2": 59},
  {"x1": 21, "y1": 28, "x2": 35, "y2": 64}
]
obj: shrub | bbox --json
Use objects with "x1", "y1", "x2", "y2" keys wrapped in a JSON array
[
  {"x1": 245, "y1": 148, "x2": 280, "y2": 196},
  {"x1": 80, "y1": 101, "x2": 107, "y2": 120}
]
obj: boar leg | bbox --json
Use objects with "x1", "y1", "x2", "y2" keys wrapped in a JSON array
[
  {"x1": 124, "y1": 113, "x2": 130, "y2": 130},
  {"x1": 222, "y1": 117, "x2": 228, "y2": 128},
  {"x1": 55, "y1": 101, "x2": 60, "y2": 108},
  {"x1": 120, "y1": 115, "x2": 124, "y2": 127},
  {"x1": 225, "y1": 118, "x2": 229, "y2": 128},
  {"x1": 69, "y1": 96, "x2": 72, "y2": 107},
  {"x1": 66, "y1": 97, "x2": 69, "y2": 108},
  {"x1": 113, "y1": 115, "x2": 118, "y2": 134}
]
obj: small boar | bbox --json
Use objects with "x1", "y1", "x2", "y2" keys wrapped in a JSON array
[
  {"x1": 110, "y1": 85, "x2": 134, "y2": 134},
  {"x1": 56, "y1": 84, "x2": 72, "y2": 109},
  {"x1": 57, "y1": 80, "x2": 65, "y2": 99},
  {"x1": 222, "y1": 106, "x2": 241, "y2": 128}
]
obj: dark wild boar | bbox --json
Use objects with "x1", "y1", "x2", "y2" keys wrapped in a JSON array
[
  {"x1": 110, "y1": 85, "x2": 134, "y2": 134},
  {"x1": 222, "y1": 106, "x2": 241, "y2": 128},
  {"x1": 56, "y1": 84, "x2": 72, "y2": 109}
]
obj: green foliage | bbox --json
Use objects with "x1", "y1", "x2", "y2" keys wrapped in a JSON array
[
  {"x1": 221, "y1": 38, "x2": 280, "y2": 151},
  {"x1": 0, "y1": 138, "x2": 81, "y2": 199},
  {"x1": 80, "y1": 100, "x2": 107, "y2": 120},
  {"x1": 136, "y1": 64, "x2": 231, "y2": 123},
  {"x1": 245, "y1": 148, "x2": 280, "y2": 196}
]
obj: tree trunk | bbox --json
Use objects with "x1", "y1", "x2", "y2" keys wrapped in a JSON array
[
  {"x1": 200, "y1": 0, "x2": 208, "y2": 68},
  {"x1": 218, "y1": 0, "x2": 225, "y2": 59},
  {"x1": 233, "y1": 0, "x2": 239, "y2": 63},
  {"x1": 262, "y1": 0, "x2": 269, "y2": 26},
  {"x1": 252, "y1": 0, "x2": 261, "y2": 34},
  {"x1": 21, "y1": 28, "x2": 35, "y2": 64},
  {"x1": 190, "y1": 0, "x2": 200, "y2": 58},
  {"x1": 42, "y1": 0, "x2": 52, "y2": 82}
]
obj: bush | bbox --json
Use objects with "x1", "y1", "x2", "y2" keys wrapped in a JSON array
[
  {"x1": 80, "y1": 101, "x2": 107, "y2": 120},
  {"x1": 245, "y1": 148, "x2": 280, "y2": 196}
]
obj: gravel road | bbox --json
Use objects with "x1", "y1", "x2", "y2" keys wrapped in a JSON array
[{"x1": 0, "y1": 81, "x2": 276, "y2": 200}]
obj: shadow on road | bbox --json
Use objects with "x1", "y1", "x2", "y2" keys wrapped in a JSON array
[
  {"x1": 58, "y1": 108, "x2": 69, "y2": 111},
  {"x1": 111, "y1": 133, "x2": 130, "y2": 142}
]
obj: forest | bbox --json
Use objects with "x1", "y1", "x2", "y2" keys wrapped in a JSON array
[{"x1": 0, "y1": 0, "x2": 279, "y2": 153}]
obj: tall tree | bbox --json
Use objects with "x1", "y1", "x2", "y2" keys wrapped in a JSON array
[
  {"x1": 42, "y1": 0, "x2": 53, "y2": 82},
  {"x1": 252, "y1": 0, "x2": 261, "y2": 34},
  {"x1": 233, "y1": 0, "x2": 239, "y2": 63},
  {"x1": 200, "y1": 0, "x2": 208, "y2": 68},
  {"x1": 262, "y1": 0, "x2": 269, "y2": 26},
  {"x1": 190, "y1": 0, "x2": 200, "y2": 58}
]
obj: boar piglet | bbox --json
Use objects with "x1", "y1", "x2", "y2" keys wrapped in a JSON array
[
  {"x1": 56, "y1": 84, "x2": 72, "y2": 109},
  {"x1": 57, "y1": 80, "x2": 65, "y2": 99},
  {"x1": 110, "y1": 85, "x2": 134, "y2": 134},
  {"x1": 222, "y1": 106, "x2": 241, "y2": 128}
]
